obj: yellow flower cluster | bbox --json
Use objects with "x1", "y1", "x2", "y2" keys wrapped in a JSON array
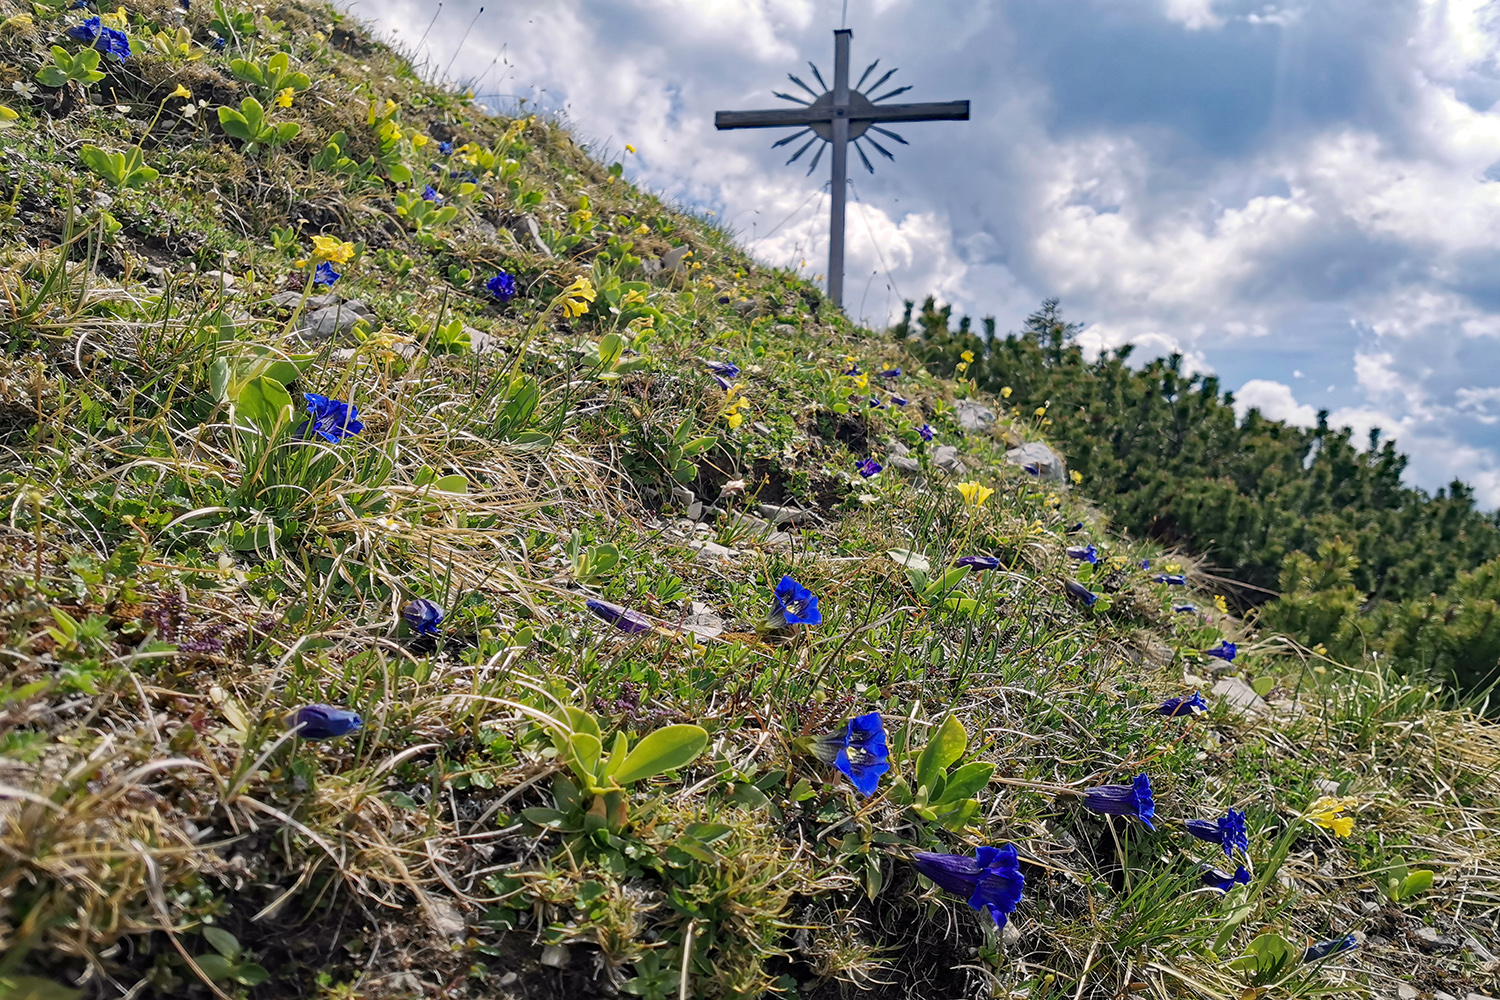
[
  {"x1": 1069, "y1": 470, "x2": 1083, "y2": 484},
  {"x1": 955, "y1": 481, "x2": 994, "y2": 507},
  {"x1": 1214, "y1": 594, "x2": 1229, "y2": 615},
  {"x1": 311, "y1": 235, "x2": 355, "y2": 264},
  {"x1": 560, "y1": 277, "x2": 596, "y2": 319},
  {"x1": 957, "y1": 349, "x2": 975, "y2": 374},
  {"x1": 722, "y1": 385, "x2": 750, "y2": 429},
  {"x1": 1302, "y1": 795, "x2": 1358, "y2": 837},
  {"x1": 274, "y1": 87, "x2": 295, "y2": 108},
  {"x1": 1001, "y1": 386, "x2": 1012, "y2": 398}
]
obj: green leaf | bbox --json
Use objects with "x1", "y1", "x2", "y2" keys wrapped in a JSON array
[
  {"x1": 1228, "y1": 932, "x2": 1295, "y2": 979},
  {"x1": 1397, "y1": 869, "x2": 1434, "y2": 900},
  {"x1": 598, "y1": 333, "x2": 626, "y2": 366},
  {"x1": 1250, "y1": 676, "x2": 1275, "y2": 697},
  {"x1": 886, "y1": 549, "x2": 930, "y2": 573},
  {"x1": 934, "y1": 761, "x2": 994, "y2": 803},
  {"x1": 236, "y1": 375, "x2": 293, "y2": 435},
  {"x1": 915, "y1": 715, "x2": 968, "y2": 793},
  {"x1": 231, "y1": 963, "x2": 269, "y2": 987},
  {"x1": 789, "y1": 776, "x2": 815, "y2": 801},
  {"x1": 0, "y1": 975, "x2": 84, "y2": 1000},
  {"x1": 922, "y1": 566, "x2": 971, "y2": 599},
  {"x1": 432, "y1": 474, "x2": 468, "y2": 493},
  {"x1": 200, "y1": 926, "x2": 241, "y2": 959},
  {"x1": 559, "y1": 706, "x2": 600, "y2": 739},
  {"x1": 79, "y1": 145, "x2": 124, "y2": 186},
  {"x1": 520, "y1": 807, "x2": 570, "y2": 829},
  {"x1": 601, "y1": 730, "x2": 628, "y2": 777},
  {"x1": 934, "y1": 797, "x2": 980, "y2": 832},
  {"x1": 566, "y1": 732, "x2": 603, "y2": 786},
  {"x1": 192, "y1": 954, "x2": 236, "y2": 982},
  {"x1": 260, "y1": 354, "x2": 316, "y2": 386},
  {"x1": 209, "y1": 358, "x2": 231, "y2": 402},
  {"x1": 611, "y1": 724, "x2": 709, "y2": 785},
  {"x1": 36, "y1": 66, "x2": 68, "y2": 87}
]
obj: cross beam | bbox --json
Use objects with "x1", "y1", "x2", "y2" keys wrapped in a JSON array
[{"x1": 715, "y1": 29, "x2": 969, "y2": 309}]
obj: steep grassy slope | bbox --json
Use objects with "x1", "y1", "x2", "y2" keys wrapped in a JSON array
[{"x1": 1, "y1": 3, "x2": 1498, "y2": 999}]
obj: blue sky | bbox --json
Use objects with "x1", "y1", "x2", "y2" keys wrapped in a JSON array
[{"x1": 362, "y1": 0, "x2": 1500, "y2": 505}]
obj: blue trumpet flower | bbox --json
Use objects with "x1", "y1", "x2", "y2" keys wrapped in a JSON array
[
  {"x1": 314, "y1": 261, "x2": 340, "y2": 287},
  {"x1": 1064, "y1": 580, "x2": 1098, "y2": 607},
  {"x1": 1153, "y1": 573, "x2": 1187, "y2": 585},
  {"x1": 422, "y1": 185, "x2": 440, "y2": 201},
  {"x1": 1082, "y1": 773, "x2": 1156, "y2": 830},
  {"x1": 1173, "y1": 603, "x2": 1198, "y2": 613},
  {"x1": 891, "y1": 395, "x2": 908, "y2": 406},
  {"x1": 1303, "y1": 935, "x2": 1357, "y2": 962},
  {"x1": 486, "y1": 271, "x2": 517, "y2": 303},
  {"x1": 1185, "y1": 808, "x2": 1249, "y2": 857},
  {"x1": 1156, "y1": 691, "x2": 1208, "y2": 717},
  {"x1": 402, "y1": 598, "x2": 444, "y2": 637},
  {"x1": 811, "y1": 711, "x2": 889, "y2": 796},
  {"x1": 705, "y1": 361, "x2": 740, "y2": 381},
  {"x1": 298, "y1": 392, "x2": 364, "y2": 442},
  {"x1": 1204, "y1": 640, "x2": 1237, "y2": 662},
  {"x1": 1198, "y1": 864, "x2": 1251, "y2": 892},
  {"x1": 769, "y1": 576, "x2": 821, "y2": 626},
  {"x1": 955, "y1": 555, "x2": 1000, "y2": 571},
  {"x1": 918, "y1": 424, "x2": 934, "y2": 442},
  {"x1": 286, "y1": 704, "x2": 362, "y2": 740},
  {"x1": 586, "y1": 599, "x2": 653, "y2": 635},
  {"x1": 1066, "y1": 544, "x2": 1100, "y2": 564},
  {"x1": 913, "y1": 844, "x2": 1025, "y2": 929},
  {"x1": 878, "y1": 368, "x2": 901, "y2": 379},
  {"x1": 857, "y1": 458, "x2": 882, "y2": 478}
]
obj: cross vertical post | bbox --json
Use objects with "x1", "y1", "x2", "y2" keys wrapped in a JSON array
[
  {"x1": 828, "y1": 29, "x2": 851, "y2": 309},
  {"x1": 715, "y1": 31, "x2": 970, "y2": 311}
]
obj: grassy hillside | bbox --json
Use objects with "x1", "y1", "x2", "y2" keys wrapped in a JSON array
[{"x1": 1, "y1": 3, "x2": 1498, "y2": 999}]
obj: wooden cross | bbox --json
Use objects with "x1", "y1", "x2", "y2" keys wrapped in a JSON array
[{"x1": 715, "y1": 29, "x2": 970, "y2": 309}]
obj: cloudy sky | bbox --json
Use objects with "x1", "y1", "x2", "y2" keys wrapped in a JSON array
[{"x1": 361, "y1": 0, "x2": 1500, "y2": 505}]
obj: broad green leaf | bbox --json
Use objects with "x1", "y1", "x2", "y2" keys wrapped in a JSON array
[
  {"x1": 0, "y1": 975, "x2": 84, "y2": 1000},
  {"x1": 261, "y1": 354, "x2": 315, "y2": 386},
  {"x1": 922, "y1": 566, "x2": 971, "y2": 599},
  {"x1": 1250, "y1": 676, "x2": 1275, "y2": 697},
  {"x1": 200, "y1": 926, "x2": 240, "y2": 959},
  {"x1": 231, "y1": 963, "x2": 269, "y2": 987},
  {"x1": 192, "y1": 954, "x2": 236, "y2": 982},
  {"x1": 599, "y1": 333, "x2": 625, "y2": 366},
  {"x1": 602, "y1": 730, "x2": 628, "y2": 776},
  {"x1": 567, "y1": 732, "x2": 602, "y2": 785},
  {"x1": 1228, "y1": 932, "x2": 1295, "y2": 977},
  {"x1": 432, "y1": 474, "x2": 468, "y2": 493},
  {"x1": 559, "y1": 706, "x2": 600, "y2": 739},
  {"x1": 611, "y1": 724, "x2": 708, "y2": 785},
  {"x1": 209, "y1": 358, "x2": 231, "y2": 401},
  {"x1": 520, "y1": 807, "x2": 569, "y2": 828},
  {"x1": 935, "y1": 761, "x2": 994, "y2": 803},
  {"x1": 934, "y1": 797, "x2": 980, "y2": 832},
  {"x1": 915, "y1": 715, "x2": 968, "y2": 793},
  {"x1": 236, "y1": 375, "x2": 293, "y2": 435},
  {"x1": 79, "y1": 145, "x2": 123, "y2": 186},
  {"x1": 1398, "y1": 869, "x2": 1434, "y2": 899}
]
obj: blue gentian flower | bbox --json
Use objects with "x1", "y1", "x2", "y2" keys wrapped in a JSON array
[
  {"x1": 1156, "y1": 691, "x2": 1208, "y2": 717},
  {"x1": 212, "y1": 35, "x2": 226, "y2": 50},
  {"x1": 1141, "y1": 559, "x2": 1151, "y2": 569},
  {"x1": 586, "y1": 599, "x2": 653, "y2": 635},
  {"x1": 486, "y1": 271, "x2": 517, "y2": 303},
  {"x1": 438, "y1": 140, "x2": 453, "y2": 155},
  {"x1": 1198, "y1": 864, "x2": 1251, "y2": 892},
  {"x1": 879, "y1": 368, "x2": 901, "y2": 379},
  {"x1": 1153, "y1": 574, "x2": 1188, "y2": 585},
  {"x1": 867, "y1": 395, "x2": 885, "y2": 409},
  {"x1": 955, "y1": 555, "x2": 1000, "y2": 571},
  {"x1": 314, "y1": 261, "x2": 340, "y2": 287},
  {"x1": 1066, "y1": 544, "x2": 1100, "y2": 564},
  {"x1": 422, "y1": 185, "x2": 440, "y2": 201},
  {"x1": 66, "y1": 16, "x2": 101, "y2": 42},
  {"x1": 891, "y1": 395, "x2": 908, "y2": 406},
  {"x1": 298, "y1": 392, "x2": 364, "y2": 442},
  {"x1": 1023, "y1": 463, "x2": 1040, "y2": 476},
  {"x1": 705, "y1": 361, "x2": 740, "y2": 380},
  {"x1": 98, "y1": 26, "x2": 130, "y2": 61},
  {"x1": 1204, "y1": 641, "x2": 1237, "y2": 662},
  {"x1": 70, "y1": 0, "x2": 89, "y2": 8},
  {"x1": 1064, "y1": 580, "x2": 1098, "y2": 607},
  {"x1": 1303, "y1": 935, "x2": 1357, "y2": 962},
  {"x1": 1173, "y1": 603, "x2": 1198, "y2": 613},
  {"x1": 287, "y1": 703, "x2": 363, "y2": 740},
  {"x1": 769, "y1": 575, "x2": 821, "y2": 626},
  {"x1": 1066, "y1": 522, "x2": 1086, "y2": 534},
  {"x1": 179, "y1": 0, "x2": 190, "y2": 9},
  {"x1": 811, "y1": 711, "x2": 889, "y2": 796},
  {"x1": 918, "y1": 424, "x2": 934, "y2": 442},
  {"x1": 913, "y1": 844, "x2": 1025, "y2": 929},
  {"x1": 712, "y1": 374, "x2": 733, "y2": 390},
  {"x1": 402, "y1": 598, "x2": 444, "y2": 637},
  {"x1": 1185, "y1": 808, "x2": 1249, "y2": 857},
  {"x1": 1082, "y1": 773, "x2": 1156, "y2": 830},
  {"x1": 842, "y1": 364, "x2": 861, "y2": 376},
  {"x1": 857, "y1": 458, "x2": 882, "y2": 477}
]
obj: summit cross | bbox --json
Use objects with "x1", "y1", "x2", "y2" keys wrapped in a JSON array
[{"x1": 714, "y1": 29, "x2": 970, "y2": 309}]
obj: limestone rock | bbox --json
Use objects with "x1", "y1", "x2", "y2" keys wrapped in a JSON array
[
  {"x1": 758, "y1": 503, "x2": 817, "y2": 525},
  {"x1": 888, "y1": 455, "x2": 923, "y2": 475},
  {"x1": 690, "y1": 539, "x2": 736, "y2": 563},
  {"x1": 933, "y1": 445, "x2": 962, "y2": 473},
  {"x1": 299, "y1": 300, "x2": 373, "y2": 341},
  {"x1": 1006, "y1": 441, "x2": 1066, "y2": 482},
  {"x1": 1211, "y1": 677, "x2": 1268, "y2": 715},
  {"x1": 956, "y1": 399, "x2": 996, "y2": 433}
]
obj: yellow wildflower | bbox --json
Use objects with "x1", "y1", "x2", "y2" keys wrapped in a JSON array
[
  {"x1": 957, "y1": 362, "x2": 969, "y2": 374},
  {"x1": 1001, "y1": 386, "x2": 1012, "y2": 398},
  {"x1": 622, "y1": 289, "x2": 647, "y2": 307},
  {"x1": 412, "y1": 133, "x2": 428, "y2": 147},
  {"x1": 625, "y1": 143, "x2": 636, "y2": 154},
  {"x1": 961, "y1": 350, "x2": 975, "y2": 363},
  {"x1": 1070, "y1": 470, "x2": 1083, "y2": 484},
  {"x1": 1214, "y1": 595, "x2": 1229, "y2": 615},
  {"x1": 1034, "y1": 406, "x2": 1047, "y2": 418},
  {"x1": 274, "y1": 87, "x2": 295, "y2": 108},
  {"x1": 560, "y1": 277, "x2": 596, "y2": 319},
  {"x1": 955, "y1": 481, "x2": 994, "y2": 507},
  {"x1": 1302, "y1": 795, "x2": 1357, "y2": 837},
  {"x1": 171, "y1": 84, "x2": 192, "y2": 100},
  {"x1": 310, "y1": 236, "x2": 355, "y2": 264},
  {"x1": 853, "y1": 372, "x2": 869, "y2": 390},
  {"x1": 101, "y1": 7, "x2": 127, "y2": 29},
  {"x1": 1313, "y1": 642, "x2": 1328, "y2": 656}
]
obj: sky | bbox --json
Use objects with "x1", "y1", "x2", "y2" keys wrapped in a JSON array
[{"x1": 359, "y1": 0, "x2": 1500, "y2": 506}]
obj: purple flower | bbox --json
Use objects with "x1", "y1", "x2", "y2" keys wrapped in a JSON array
[
  {"x1": 486, "y1": 271, "x2": 517, "y2": 303},
  {"x1": 402, "y1": 598, "x2": 444, "y2": 637},
  {"x1": 1156, "y1": 691, "x2": 1208, "y2": 717},
  {"x1": 705, "y1": 361, "x2": 740, "y2": 381},
  {"x1": 918, "y1": 424, "x2": 934, "y2": 442},
  {"x1": 1185, "y1": 808, "x2": 1249, "y2": 857},
  {"x1": 857, "y1": 458, "x2": 882, "y2": 478},
  {"x1": 1066, "y1": 544, "x2": 1100, "y2": 564},
  {"x1": 1022, "y1": 463, "x2": 1040, "y2": 476},
  {"x1": 422, "y1": 185, "x2": 440, "y2": 201},
  {"x1": 811, "y1": 711, "x2": 888, "y2": 795},
  {"x1": 1066, "y1": 522, "x2": 1085, "y2": 534},
  {"x1": 212, "y1": 35, "x2": 226, "y2": 50},
  {"x1": 955, "y1": 555, "x2": 1000, "y2": 571},
  {"x1": 867, "y1": 395, "x2": 885, "y2": 409},
  {"x1": 67, "y1": 18, "x2": 131, "y2": 62},
  {"x1": 891, "y1": 395, "x2": 908, "y2": 406},
  {"x1": 1141, "y1": 559, "x2": 1151, "y2": 569},
  {"x1": 314, "y1": 261, "x2": 340, "y2": 287},
  {"x1": 1082, "y1": 774, "x2": 1155, "y2": 830},
  {"x1": 1199, "y1": 864, "x2": 1251, "y2": 892},
  {"x1": 1153, "y1": 574, "x2": 1188, "y2": 585},
  {"x1": 287, "y1": 704, "x2": 363, "y2": 740},
  {"x1": 66, "y1": 16, "x2": 101, "y2": 42},
  {"x1": 1204, "y1": 641, "x2": 1237, "y2": 662},
  {"x1": 1064, "y1": 580, "x2": 1098, "y2": 607},
  {"x1": 878, "y1": 368, "x2": 901, "y2": 379},
  {"x1": 586, "y1": 599, "x2": 653, "y2": 635},
  {"x1": 298, "y1": 392, "x2": 364, "y2": 442},
  {"x1": 1173, "y1": 603, "x2": 1198, "y2": 613},
  {"x1": 913, "y1": 844, "x2": 1025, "y2": 930},
  {"x1": 438, "y1": 140, "x2": 453, "y2": 155},
  {"x1": 1304, "y1": 935, "x2": 1357, "y2": 962},
  {"x1": 769, "y1": 575, "x2": 821, "y2": 626}
]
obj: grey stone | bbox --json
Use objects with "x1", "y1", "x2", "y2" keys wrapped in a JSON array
[
  {"x1": 201, "y1": 270, "x2": 236, "y2": 291},
  {"x1": 1313, "y1": 778, "x2": 1343, "y2": 796},
  {"x1": 299, "y1": 300, "x2": 373, "y2": 341},
  {"x1": 1463, "y1": 994, "x2": 1492, "y2": 1000},
  {"x1": 686, "y1": 501, "x2": 704, "y2": 521},
  {"x1": 690, "y1": 539, "x2": 736, "y2": 563},
  {"x1": 1001, "y1": 921, "x2": 1021, "y2": 946},
  {"x1": 1435, "y1": 992, "x2": 1457, "y2": 1000},
  {"x1": 956, "y1": 399, "x2": 996, "y2": 433},
  {"x1": 887, "y1": 439, "x2": 910, "y2": 457},
  {"x1": 933, "y1": 445, "x2": 962, "y2": 473},
  {"x1": 759, "y1": 503, "x2": 817, "y2": 525},
  {"x1": 1210, "y1": 677, "x2": 1268, "y2": 715},
  {"x1": 684, "y1": 601, "x2": 725, "y2": 638},
  {"x1": 512, "y1": 213, "x2": 553, "y2": 258},
  {"x1": 1006, "y1": 441, "x2": 1066, "y2": 483},
  {"x1": 467, "y1": 328, "x2": 502, "y2": 354},
  {"x1": 772, "y1": 323, "x2": 797, "y2": 337},
  {"x1": 539, "y1": 944, "x2": 569, "y2": 968},
  {"x1": 670, "y1": 486, "x2": 696, "y2": 509},
  {"x1": 888, "y1": 455, "x2": 923, "y2": 475},
  {"x1": 1397, "y1": 986, "x2": 1418, "y2": 1000},
  {"x1": 662, "y1": 245, "x2": 692, "y2": 273},
  {"x1": 1414, "y1": 927, "x2": 1441, "y2": 945},
  {"x1": 93, "y1": 191, "x2": 113, "y2": 209}
]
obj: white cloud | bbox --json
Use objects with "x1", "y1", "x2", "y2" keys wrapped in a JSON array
[
  {"x1": 1161, "y1": 0, "x2": 1223, "y2": 30},
  {"x1": 1234, "y1": 379, "x2": 1319, "y2": 426}
]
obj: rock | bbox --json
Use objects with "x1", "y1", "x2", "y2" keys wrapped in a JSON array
[
  {"x1": 539, "y1": 944, "x2": 570, "y2": 968},
  {"x1": 1006, "y1": 442, "x2": 1066, "y2": 482},
  {"x1": 201, "y1": 270, "x2": 236, "y2": 291},
  {"x1": 1001, "y1": 921, "x2": 1021, "y2": 946},
  {"x1": 686, "y1": 501, "x2": 703, "y2": 521},
  {"x1": 772, "y1": 323, "x2": 797, "y2": 337},
  {"x1": 690, "y1": 539, "x2": 736, "y2": 563},
  {"x1": 933, "y1": 445, "x2": 962, "y2": 473},
  {"x1": 1210, "y1": 677, "x2": 1268, "y2": 715},
  {"x1": 759, "y1": 503, "x2": 817, "y2": 525},
  {"x1": 888, "y1": 455, "x2": 922, "y2": 475},
  {"x1": 1435, "y1": 992, "x2": 1456, "y2": 1000},
  {"x1": 93, "y1": 191, "x2": 113, "y2": 209},
  {"x1": 684, "y1": 601, "x2": 725, "y2": 638},
  {"x1": 1398, "y1": 986, "x2": 1419, "y2": 1000},
  {"x1": 299, "y1": 300, "x2": 373, "y2": 341},
  {"x1": 511, "y1": 213, "x2": 553, "y2": 258},
  {"x1": 1463, "y1": 994, "x2": 1492, "y2": 1000},
  {"x1": 662, "y1": 245, "x2": 692, "y2": 273},
  {"x1": 670, "y1": 486, "x2": 695, "y2": 509},
  {"x1": 462, "y1": 326, "x2": 503, "y2": 354},
  {"x1": 1313, "y1": 778, "x2": 1343, "y2": 796},
  {"x1": 887, "y1": 440, "x2": 910, "y2": 457},
  {"x1": 955, "y1": 400, "x2": 996, "y2": 433}
]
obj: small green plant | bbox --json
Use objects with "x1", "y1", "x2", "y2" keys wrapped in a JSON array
[
  {"x1": 903, "y1": 714, "x2": 993, "y2": 831},
  {"x1": 429, "y1": 317, "x2": 472, "y2": 355},
  {"x1": 230, "y1": 51, "x2": 310, "y2": 97},
  {"x1": 1227, "y1": 931, "x2": 1297, "y2": 986},
  {"x1": 584, "y1": 332, "x2": 651, "y2": 381},
  {"x1": 217, "y1": 97, "x2": 299, "y2": 152},
  {"x1": 1379, "y1": 857, "x2": 1435, "y2": 903},
  {"x1": 209, "y1": 0, "x2": 256, "y2": 42},
  {"x1": 78, "y1": 145, "x2": 157, "y2": 189},
  {"x1": 194, "y1": 927, "x2": 270, "y2": 987},
  {"x1": 394, "y1": 190, "x2": 459, "y2": 233},
  {"x1": 888, "y1": 550, "x2": 977, "y2": 613},
  {"x1": 35, "y1": 46, "x2": 105, "y2": 88},
  {"x1": 569, "y1": 534, "x2": 620, "y2": 586}
]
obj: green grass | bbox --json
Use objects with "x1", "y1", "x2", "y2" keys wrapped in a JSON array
[{"x1": 0, "y1": 2, "x2": 1498, "y2": 999}]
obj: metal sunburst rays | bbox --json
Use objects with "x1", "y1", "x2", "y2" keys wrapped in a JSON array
[{"x1": 769, "y1": 58, "x2": 912, "y2": 175}]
